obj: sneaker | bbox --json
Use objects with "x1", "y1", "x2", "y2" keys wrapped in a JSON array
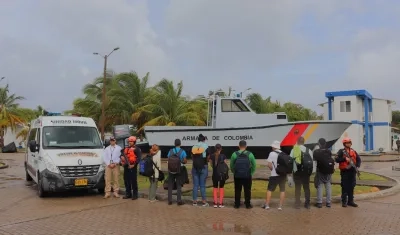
[
  {"x1": 234, "y1": 204, "x2": 240, "y2": 209},
  {"x1": 113, "y1": 193, "x2": 120, "y2": 198},
  {"x1": 177, "y1": 201, "x2": 184, "y2": 206},
  {"x1": 304, "y1": 203, "x2": 310, "y2": 209},
  {"x1": 103, "y1": 194, "x2": 111, "y2": 199},
  {"x1": 192, "y1": 202, "x2": 198, "y2": 206},
  {"x1": 315, "y1": 203, "x2": 322, "y2": 208},
  {"x1": 219, "y1": 203, "x2": 224, "y2": 208},
  {"x1": 326, "y1": 203, "x2": 331, "y2": 208},
  {"x1": 202, "y1": 202, "x2": 209, "y2": 207},
  {"x1": 123, "y1": 195, "x2": 131, "y2": 199},
  {"x1": 246, "y1": 204, "x2": 253, "y2": 209},
  {"x1": 168, "y1": 201, "x2": 173, "y2": 205},
  {"x1": 149, "y1": 199, "x2": 158, "y2": 203},
  {"x1": 213, "y1": 203, "x2": 218, "y2": 208},
  {"x1": 342, "y1": 203, "x2": 347, "y2": 207},
  {"x1": 278, "y1": 206, "x2": 282, "y2": 211},
  {"x1": 264, "y1": 205, "x2": 270, "y2": 210}
]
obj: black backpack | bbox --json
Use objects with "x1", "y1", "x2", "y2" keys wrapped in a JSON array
[
  {"x1": 192, "y1": 145, "x2": 206, "y2": 172},
  {"x1": 215, "y1": 154, "x2": 229, "y2": 181},
  {"x1": 168, "y1": 148, "x2": 183, "y2": 174},
  {"x1": 301, "y1": 148, "x2": 314, "y2": 176},
  {"x1": 316, "y1": 149, "x2": 335, "y2": 174},
  {"x1": 139, "y1": 155, "x2": 155, "y2": 177},
  {"x1": 234, "y1": 151, "x2": 251, "y2": 179},
  {"x1": 274, "y1": 151, "x2": 293, "y2": 175}
]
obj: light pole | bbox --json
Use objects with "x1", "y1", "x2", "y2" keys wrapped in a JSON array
[
  {"x1": 93, "y1": 47, "x2": 120, "y2": 141},
  {"x1": 240, "y1": 88, "x2": 251, "y2": 98}
]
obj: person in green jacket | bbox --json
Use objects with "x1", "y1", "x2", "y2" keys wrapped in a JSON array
[{"x1": 230, "y1": 140, "x2": 257, "y2": 209}]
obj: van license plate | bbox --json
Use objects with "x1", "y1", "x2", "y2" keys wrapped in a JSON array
[{"x1": 74, "y1": 179, "x2": 88, "y2": 186}]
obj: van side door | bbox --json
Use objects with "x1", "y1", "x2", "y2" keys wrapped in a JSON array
[
  {"x1": 33, "y1": 128, "x2": 41, "y2": 171},
  {"x1": 27, "y1": 128, "x2": 38, "y2": 181}
]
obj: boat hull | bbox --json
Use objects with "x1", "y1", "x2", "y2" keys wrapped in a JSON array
[{"x1": 139, "y1": 121, "x2": 351, "y2": 159}]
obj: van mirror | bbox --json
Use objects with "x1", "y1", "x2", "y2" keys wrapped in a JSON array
[
  {"x1": 103, "y1": 139, "x2": 110, "y2": 148},
  {"x1": 28, "y1": 140, "x2": 38, "y2": 152}
]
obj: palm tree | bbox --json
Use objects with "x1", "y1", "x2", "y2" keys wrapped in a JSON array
[
  {"x1": 108, "y1": 72, "x2": 151, "y2": 126},
  {"x1": 133, "y1": 79, "x2": 205, "y2": 132},
  {"x1": 69, "y1": 72, "x2": 120, "y2": 130},
  {"x1": 0, "y1": 84, "x2": 27, "y2": 146}
]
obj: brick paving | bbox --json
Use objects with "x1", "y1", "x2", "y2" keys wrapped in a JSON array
[{"x1": 0, "y1": 153, "x2": 400, "y2": 235}]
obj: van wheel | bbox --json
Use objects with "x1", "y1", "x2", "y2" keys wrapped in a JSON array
[
  {"x1": 37, "y1": 174, "x2": 47, "y2": 198},
  {"x1": 25, "y1": 169, "x2": 33, "y2": 182}
]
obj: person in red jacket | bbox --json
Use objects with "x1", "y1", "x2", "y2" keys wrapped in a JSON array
[
  {"x1": 121, "y1": 136, "x2": 142, "y2": 200},
  {"x1": 335, "y1": 137, "x2": 361, "y2": 208}
]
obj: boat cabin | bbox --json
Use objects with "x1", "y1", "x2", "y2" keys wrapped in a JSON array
[{"x1": 207, "y1": 95, "x2": 288, "y2": 128}]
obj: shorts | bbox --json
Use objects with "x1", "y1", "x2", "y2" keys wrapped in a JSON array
[{"x1": 267, "y1": 175, "x2": 286, "y2": 192}]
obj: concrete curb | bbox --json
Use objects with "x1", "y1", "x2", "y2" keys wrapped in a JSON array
[
  {"x1": 118, "y1": 171, "x2": 400, "y2": 206},
  {"x1": 0, "y1": 162, "x2": 9, "y2": 169}
]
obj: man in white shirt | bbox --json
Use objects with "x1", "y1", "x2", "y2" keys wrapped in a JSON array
[
  {"x1": 103, "y1": 136, "x2": 122, "y2": 198},
  {"x1": 264, "y1": 140, "x2": 286, "y2": 210}
]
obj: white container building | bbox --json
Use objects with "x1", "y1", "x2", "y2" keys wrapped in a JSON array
[{"x1": 319, "y1": 90, "x2": 395, "y2": 153}]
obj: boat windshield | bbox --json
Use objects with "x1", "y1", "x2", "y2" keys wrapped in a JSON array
[
  {"x1": 42, "y1": 126, "x2": 103, "y2": 149},
  {"x1": 221, "y1": 99, "x2": 250, "y2": 112}
]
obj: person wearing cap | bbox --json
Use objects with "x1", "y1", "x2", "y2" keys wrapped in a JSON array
[
  {"x1": 230, "y1": 140, "x2": 256, "y2": 209},
  {"x1": 335, "y1": 137, "x2": 361, "y2": 207},
  {"x1": 313, "y1": 138, "x2": 333, "y2": 208},
  {"x1": 290, "y1": 136, "x2": 313, "y2": 209},
  {"x1": 103, "y1": 136, "x2": 122, "y2": 198},
  {"x1": 264, "y1": 140, "x2": 286, "y2": 210},
  {"x1": 121, "y1": 136, "x2": 142, "y2": 200}
]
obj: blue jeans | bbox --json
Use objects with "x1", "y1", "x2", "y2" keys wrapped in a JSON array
[{"x1": 192, "y1": 166, "x2": 208, "y2": 201}]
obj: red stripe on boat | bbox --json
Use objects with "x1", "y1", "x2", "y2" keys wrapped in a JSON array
[{"x1": 280, "y1": 124, "x2": 309, "y2": 146}]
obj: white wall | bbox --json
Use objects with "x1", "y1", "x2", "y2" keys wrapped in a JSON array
[
  {"x1": 3, "y1": 126, "x2": 26, "y2": 147},
  {"x1": 332, "y1": 124, "x2": 363, "y2": 152},
  {"x1": 374, "y1": 126, "x2": 391, "y2": 151},
  {"x1": 372, "y1": 99, "x2": 391, "y2": 123}
]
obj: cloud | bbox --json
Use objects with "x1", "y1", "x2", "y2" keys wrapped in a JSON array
[
  {"x1": 1, "y1": 0, "x2": 400, "y2": 113},
  {"x1": 0, "y1": 0, "x2": 171, "y2": 111}
]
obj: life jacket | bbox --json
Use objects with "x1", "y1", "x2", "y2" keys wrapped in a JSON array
[
  {"x1": 121, "y1": 147, "x2": 138, "y2": 165},
  {"x1": 339, "y1": 148, "x2": 357, "y2": 170}
]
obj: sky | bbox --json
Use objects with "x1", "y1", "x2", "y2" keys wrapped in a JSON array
[{"x1": 1, "y1": 0, "x2": 400, "y2": 113}]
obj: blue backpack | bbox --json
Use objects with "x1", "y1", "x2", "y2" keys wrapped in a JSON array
[
  {"x1": 234, "y1": 151, "x2": 251, "y2": 179},
  {"x1": 139, "y1": 155, "x2": 155, "y2": 177}
]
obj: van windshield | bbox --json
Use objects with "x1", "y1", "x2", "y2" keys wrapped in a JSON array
[{"x1": 42, "y1": 126, "x2": 102, "y2": 149}]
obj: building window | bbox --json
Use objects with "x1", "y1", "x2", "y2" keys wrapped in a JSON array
[
  {"x1": 221, "y1": 99, "x2": 250, "y2": 112},
  {"x1": 340, "y1": 101, "x2": 351, "y2": 112}
]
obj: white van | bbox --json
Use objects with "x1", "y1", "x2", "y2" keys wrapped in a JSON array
[{"x1": 25, "y1": 114, "x2": 106, "y2": 197}]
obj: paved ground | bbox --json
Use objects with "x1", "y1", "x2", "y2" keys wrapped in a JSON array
[{"x1": 1, "y1": 153, "x2": 400, "y2": 235}]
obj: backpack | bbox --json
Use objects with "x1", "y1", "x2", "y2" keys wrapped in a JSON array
[
  {"x1": 139, "y1": 155, "x2": 155, "y2": 177},
  {"x1": 301, "y1": 148, "x2": 313, "y2": 176},
  {"x1": 168, "y1": 148, "x2": 183, "y2": 174},
  {"x1": 214, "y1": 154, "x2": 229, "y2": 181},
  {"x1": 274, "y1": 151, "x2": 293, "y2": 175},
  {"x1": 234, "y1": 151, "x2": 251, "y2": 179},
  {"x1": 316, "y1": 149, "x2": 335, "y2": 174},
  {"x1": 192, "y1": 145, "x2": 206, "y2": 172}
]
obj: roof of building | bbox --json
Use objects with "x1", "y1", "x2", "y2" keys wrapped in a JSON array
[{"x1": 318, "y1": 97, "x2": 396, "y2": 106}]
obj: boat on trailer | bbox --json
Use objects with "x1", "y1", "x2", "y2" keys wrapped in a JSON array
[{"x1": 138, "y1": 94, "x2": 351, "y2": 159}]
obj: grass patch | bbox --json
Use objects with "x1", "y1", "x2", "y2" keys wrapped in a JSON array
[
  {"x1": 311, "y1": 171, "x2": 388, "y2": 182},
  {"x1": 183, "y1": 180, "x2": 377, "y2": 199}
]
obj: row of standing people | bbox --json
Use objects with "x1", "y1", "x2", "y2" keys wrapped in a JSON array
[
  {"x1": 264, "y1": 136, "x2": 361, "y2": 210},
  {"x1": 102, "y1": 134, "x2": 361, "y2": 210}
]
